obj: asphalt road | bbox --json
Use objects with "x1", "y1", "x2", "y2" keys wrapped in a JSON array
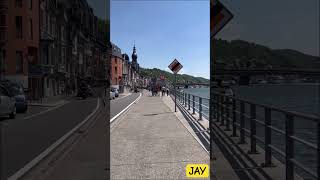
[
  {"x1": 3, "y1": 97, "x2": 98, "y2": 177},
  {"x1": 110, "y1": 93, "x2": 140, "y2": 119}
]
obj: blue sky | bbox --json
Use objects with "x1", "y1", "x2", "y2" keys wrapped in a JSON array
[{"x1": 110, "y1": 1, "x2": 210, "y2": 79}]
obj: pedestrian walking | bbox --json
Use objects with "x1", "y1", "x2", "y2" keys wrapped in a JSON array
[{"x1": 166, "y1": 88, "x2": 169, "y2": 96}]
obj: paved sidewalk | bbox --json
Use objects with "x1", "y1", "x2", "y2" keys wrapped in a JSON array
[{"x1": 111, "y1": 93, "x2": 209, "y2": 179}]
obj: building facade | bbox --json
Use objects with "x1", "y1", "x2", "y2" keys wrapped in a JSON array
[
  {"x1": 110, "y1": 42, "x2": 123, "y2": 90},
  {"x1": 1, "y1": 0, "x2": 39, "y2": 91}
]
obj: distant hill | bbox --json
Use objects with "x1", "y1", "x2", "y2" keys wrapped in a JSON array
[
  {"x1": 212, "y1": 39, "x2": 320, "y2": 69},
  {"x1": 140, "y1": 68, "x2": 209, "y2": 84}
]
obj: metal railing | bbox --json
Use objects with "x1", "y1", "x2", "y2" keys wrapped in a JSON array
[
  {"x1": 173, "y1": 90, "x2": 209, "y2": 120},
  {"x1": 211, "y1": 91, "x2": 320, "y2": 180}
]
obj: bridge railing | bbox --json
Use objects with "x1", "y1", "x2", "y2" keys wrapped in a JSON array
[
  {"x1": 173, "y1": 90, "x2": 209, "y2": 120},
  {"x1": 212, "y1": 91, "x2": 320, "y2": 179}
]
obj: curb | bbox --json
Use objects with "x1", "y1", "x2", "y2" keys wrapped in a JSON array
[{"x1": 8, "y1": 98, "x2": 101, "y2": 180}]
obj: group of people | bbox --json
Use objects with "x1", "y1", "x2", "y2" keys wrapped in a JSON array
[{"x1": 149, "y1": 86, "x2": 169, "y2": 96}]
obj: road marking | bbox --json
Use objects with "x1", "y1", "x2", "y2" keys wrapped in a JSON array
[
  {"x1": 8, "y1": 98, "x2": 100, "y2": 180},
  {"x1": 23, "y1": 101, "x2": 70, "y2": 120},
  {"x1": 110, "y1": 93, "x2": 142, "y2": 123}
]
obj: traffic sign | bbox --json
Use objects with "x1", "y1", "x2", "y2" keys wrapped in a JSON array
[
  {"x1": 168, "y1": 59, "x2": 183, "y2": 74},
  {"x1": 211, "y1": 0, "x2": 233, "y2": 38}
]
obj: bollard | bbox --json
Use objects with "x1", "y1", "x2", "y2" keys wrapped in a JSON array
[
  {"x1": 192, "y1": 95, "x2": 195, "y2": 114},
  {"x1": 199, "y1": 97, "x2": 202, "y2": 120},
  {"x1": 285, "y1": 114, "x2": 294, "y2": 180}
]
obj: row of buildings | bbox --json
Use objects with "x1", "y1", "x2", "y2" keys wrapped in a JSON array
[
  {"x1": 110, "y1": 42, "x2": 149, "y2": 93},
  {"x1": 0, "y1": 0, "x2": 109, "y2": 100}
]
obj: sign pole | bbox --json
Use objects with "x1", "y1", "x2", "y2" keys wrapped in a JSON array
[{"x1": 174, "y1": 73, "x2": 177, "y2": 112}]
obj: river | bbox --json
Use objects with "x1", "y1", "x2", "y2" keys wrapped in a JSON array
[{"x1": 184, "y1": 84, "x2": 320, "y2": 178}]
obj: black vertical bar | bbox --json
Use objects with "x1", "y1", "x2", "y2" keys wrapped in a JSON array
[
  {"x1": 213, "y1": 94, "x2": 217, "y2": 119},
  {"x1": 185, "y1": 93, "x2": 187, "y2": 107},
  {"x1": 0, "y1": 122, "x2": 6, "y2": 180},
  {"x1": 225, "y1": 96, "x2": 231, "y2": 131},
  {"x1": 188, "y1": 94, "x2": 190, "y2": 110},
  {"x1": 318, "y1": 121, "x2": 320, "y2": 180},
  {"x1": 232, "y1": 99, "x2": 237, "y2": 137},
  {"x1": 239, "y1": 101, "x2": 246, "y2": 144},
  {"x1": 264, "y1": 108, "x2": 272, "y2": 166},
  {"x1": 220, "y1": 96, "x2": 225, "y2": 126},
  {"x1": 199, "y1": 97, "x2": 202, "y2": 120},
  {"x1": 248, "y1": 104, "x2": 257, "y2": 154},
  {"x1": 217, "y1": 95, "x2": 221, "y2": 122},
  {"x1": 285, "y1": 114, "x2": 294, "y2": 180},
  {"x1": 192, "y1": 95, "x2": 195, "y2": 114}
]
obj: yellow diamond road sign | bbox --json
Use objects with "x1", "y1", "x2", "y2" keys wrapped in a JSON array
[
  {"x1": 168, "y1": 59, "x2": 183, "y2": 74},
  {"x1": 211, "y1": 0, "x2": 233, "y2": 38}
]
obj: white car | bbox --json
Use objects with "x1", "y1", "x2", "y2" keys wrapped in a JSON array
[
  {"x1": 110, "y1": 91, "x2": 116, "y2": 100},
  {"x1": 0, "y1": 85, "x2": 16, "y2": 119}
]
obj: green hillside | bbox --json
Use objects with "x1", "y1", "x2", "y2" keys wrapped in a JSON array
[
  {"x1": 212, "y1": 39, "x2": 320, "y2": 69},
  {"x1": 140, "y1": 68, "x2": 209, "y2": 84}
]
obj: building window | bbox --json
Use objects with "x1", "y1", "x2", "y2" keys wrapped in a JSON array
[
  {"x1": 0, "y1": 15, "x2": 6, "y2": 26},
  {"x1": 16, "y1": 51, "x2": 23, "y2": 73},
  {"x1": 114, "y1": 58, "x2": 117, "y2": 64},
  {"x1": 28, "y1": 0, "x2": 32, "y2": 10},
  {"x1": 15, "y1": 16, "x2": 22, "y2": 39},
  {"x1": 28, "y1": 18, "x2": 33, "y2": 40},
  {"x1": 15, "y1": 0, "x2": 22, "y2": 8}
]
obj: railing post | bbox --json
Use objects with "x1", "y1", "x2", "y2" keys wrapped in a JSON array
[
  {"x1": 220, "y1": 96, "x2": 225, "y2": 126},
  {"x1": 192, "y1": 95, "x2": 195, "y2": 114},
  {"x1": 248, "y1": 104, "x2": 258, "y2": 154},
  {"x1": 318, "y1": 121, "x2": 320, "y2": 179},
  {"x1": 213, "y1": 94, "x2": 217, "y2": 119},
  {"x1": 239, "y1": 101, "x2": 246, "y2": 144},
  {"x1": 216, "y1": 95, "x2": 221, "y2": 122},
  {"x1": 188, "y1": 94, "x2": 190, "y2": 110},
  {"x1": 185, "y1": 93, "x2": 187, "y2": 107},
  {"x1": 199, "y1": 97, "x2": 202, "y2": 120},
  {"x1": 225, "y1": 96, "x2": 231, "y2": 131},
  {"x1": 232, "y1": 99, "x2": 237, "y2": 137},
  {"x1": 285, "y1": 114, "x2": 294, "y2": 180},
  {"x1": 264, "y1": 107, "x2": 272, "y2": 167}
]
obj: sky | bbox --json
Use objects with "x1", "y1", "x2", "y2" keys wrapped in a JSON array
[
  {"x1": 110, "y1": 0, "x2": 210, "y2": 79},
  {"x1": 88, "y1": 0, "x2": 319, "y2": 80},
  {"x1": 217, "y1": 0, "x2": 319, "y2": 57}
]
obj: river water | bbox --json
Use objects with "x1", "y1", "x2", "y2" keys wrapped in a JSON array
[{"x1": 184, "y1": 84, "x2": 320, "y2": 178}]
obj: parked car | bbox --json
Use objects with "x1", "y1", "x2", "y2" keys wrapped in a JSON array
[
  {"x1": 111, "y1": 87, "x2": 119, "y2": 97},
  {"x1": 0, "y1": 81, "x2": 27, "y2": 113},
  {"x1": 0, "y1": 85, "x2": 16, "y2": 119},
  {"x1": 110, "y1": 91, "x2": 115, "y2": 99}
]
